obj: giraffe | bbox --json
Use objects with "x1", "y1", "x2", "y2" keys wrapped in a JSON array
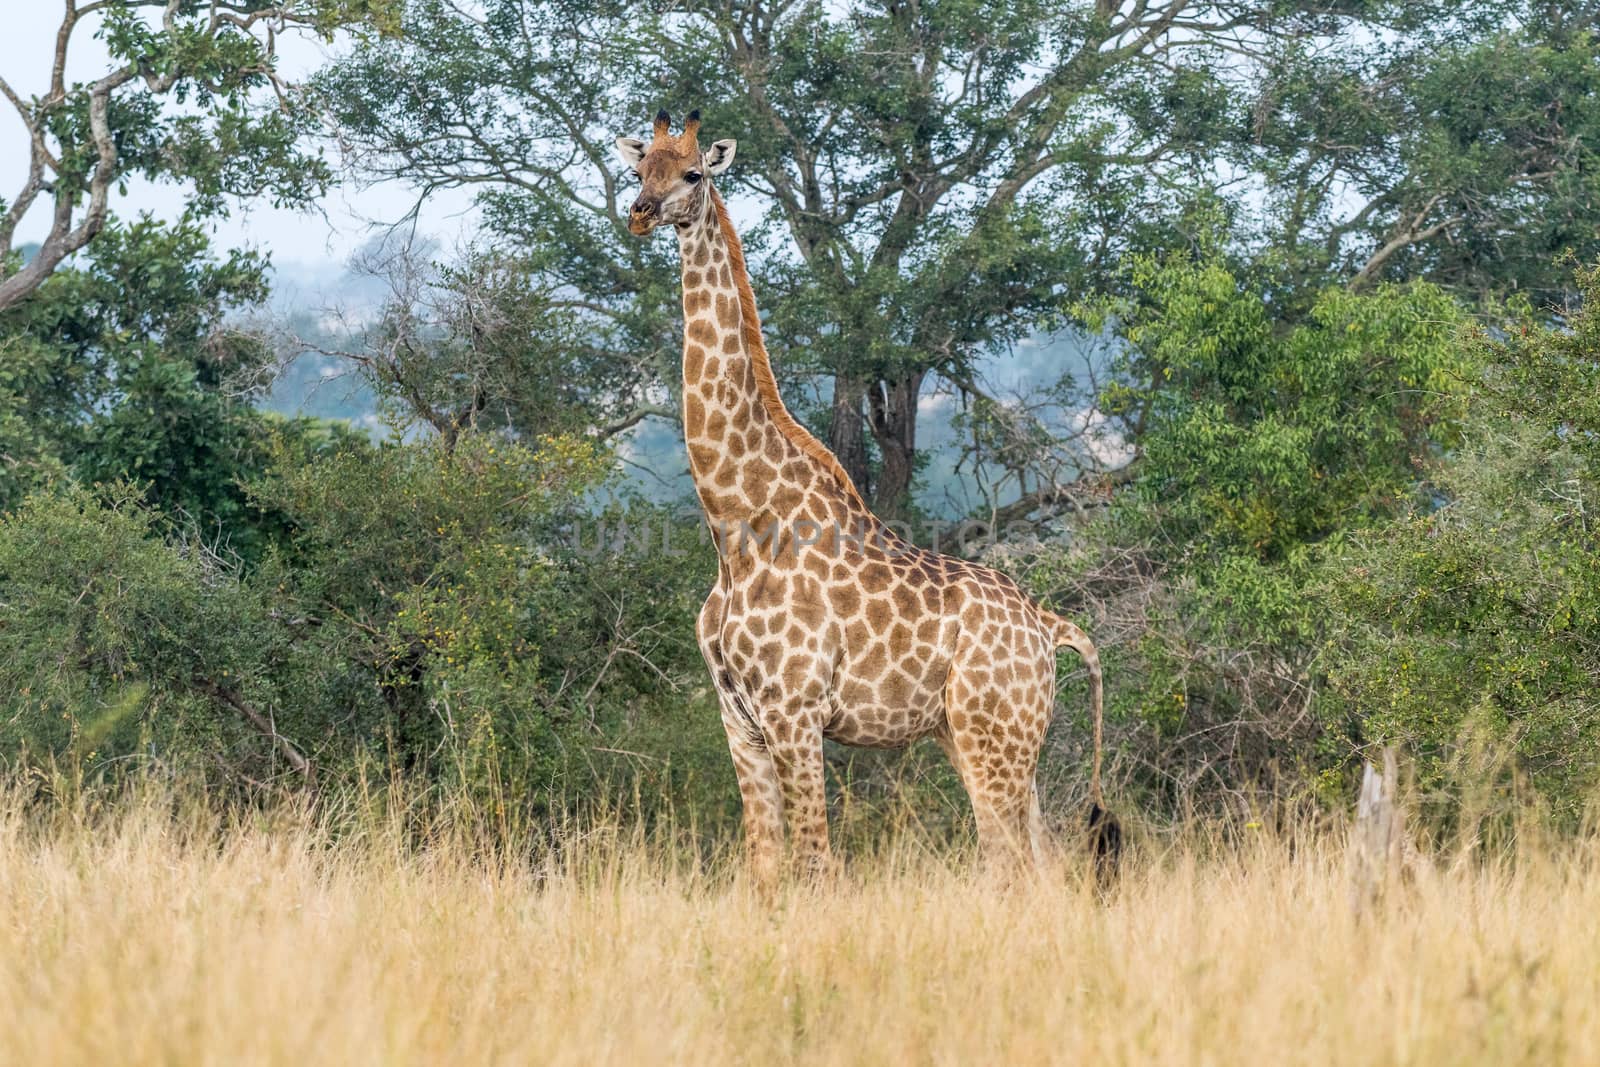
[{"x1": 615, "y1": 109, "x2": 1117, "y2": 882}]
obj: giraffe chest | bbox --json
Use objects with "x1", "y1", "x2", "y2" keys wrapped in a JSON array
[{"x1": 715, "y1": 553, "x2": 960, "y2": 749}]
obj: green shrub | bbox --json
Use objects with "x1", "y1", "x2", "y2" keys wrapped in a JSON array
[{"x1": 1319, "y1": 268, "x2": 1600, "y2": 829}]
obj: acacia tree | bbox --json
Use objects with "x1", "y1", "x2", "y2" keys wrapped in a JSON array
[
  {"x1": 0, "y1": 0, "x2": 399, "y2": 312},
  {"x1": 315, "y1": 0, "x2": 1599, "y2": 517}
]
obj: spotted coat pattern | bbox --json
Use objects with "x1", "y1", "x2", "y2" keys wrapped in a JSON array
[{"x1": 619, "y1": 113, "x2": 1104, "y2": 882}]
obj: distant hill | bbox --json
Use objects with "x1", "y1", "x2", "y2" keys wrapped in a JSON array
[
  {"x1": 258, "y1": 259, "x2": 388, "y2": 429},
  {"x1": 263, "y1": 343, "x2": 381, "y2": 429}
]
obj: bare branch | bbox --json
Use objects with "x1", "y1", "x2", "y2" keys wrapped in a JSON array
[
  {"x1": 195, "y1": 679, "x2": 316, "y2": 783},
  {"x1": 596, "y1": 404, "x2": 678, "y2": 439},
  {"x1": 1350, "y1": 195, "x2": 1463, "y2": 290}
]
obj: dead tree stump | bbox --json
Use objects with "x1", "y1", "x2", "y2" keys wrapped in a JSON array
[{"x1": 1347, "y1": 746, "x2": 1404, "y2": 918}]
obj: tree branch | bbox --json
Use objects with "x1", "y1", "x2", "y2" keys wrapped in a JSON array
[
  {"x1": 596, "y1": 403, "x2": 677, "y2": 439},
  {"x1": 196, "y1": 679, "x2": 315, "y2": 783},
  {"x1": 0, "y1": 0, "x2": 338, "y2": 311},
  {"x1": 1350, "y1": 195, "x2": 1462, "y2": 290}
]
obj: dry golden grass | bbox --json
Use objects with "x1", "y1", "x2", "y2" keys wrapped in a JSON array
[{"x1": 1, "y1": 792, "x2": 1597, "y2": 1067}]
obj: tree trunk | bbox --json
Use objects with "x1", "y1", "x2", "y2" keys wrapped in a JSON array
[
  {"x1": 829, "y1": 374, "x2": 872, "y2": 502},
  {"x1": 1347, "y1": 746, "x2": 1405, "y2": 918},
  {"x1": 868, "y1": 369, "x2": 924, "y2": 519}
]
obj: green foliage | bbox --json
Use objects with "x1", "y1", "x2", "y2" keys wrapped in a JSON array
[
  {"x1": 249, "y1": 432, "x2": 612, "y2": 759},
  {"x1": 0, "y1": 204, "x2": 734, "y2": 824},
  {"x1": 0, "y1": 435, "x2": 725, "y2": 822},
  {"x1": 1320, "y1": 268, "x2": 1600, "y2": 827},
  {"x1": 1250, "y1": 12, "x2": 1600, "y2": 304},
  {"x1": 0, "y1": 485, "x2": 268, "y2": 766},
  {"x1": 92, "y1": 3, "x2": 328, "y2": 217},
  {"x1": 1025, "y1": 256, "x2": 1476, "y2": 811},
  {"x1": 1093, "y1": 256, "x2": 1471, "y2": 561},
  {"x1": 0, "y1": 342, "x2": 69, "y2": 507},
  {"x1": 0, "y1": 217, "x2": 316, "y2": 557},
  {"x1": 1027, "y1": 256, "x2": 1600, "y2": 827}
]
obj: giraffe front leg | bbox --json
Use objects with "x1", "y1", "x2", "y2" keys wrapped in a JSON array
[
  {"x1": 764, "y1": 703, "x2": 834, "y2": 880},
  {"x1": 716, "y1": 693, "x2": 784, "y2": 893},
  {"x1": 699, "y1": 592, "x2": 783, "y2": 893}
]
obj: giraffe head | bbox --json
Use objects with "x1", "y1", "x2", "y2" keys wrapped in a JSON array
[{"x1": 615, "y1": 109, "x2": 736, "y2": 236}]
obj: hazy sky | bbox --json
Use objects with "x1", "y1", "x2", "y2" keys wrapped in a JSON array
[{"x1": 0, "y1": 6, "x2": 477, "y2": 275}]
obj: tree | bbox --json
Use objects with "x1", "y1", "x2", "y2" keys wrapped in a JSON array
[
  {"x1": 1087, "y1": 254, "x2": 1472, "y2": 562},
  {"x1": 0, "y1": 215, "x2": 305, "y2": 557},
  {"x1": 1246, "y1": 9, "x2": 1600, "y2": 306},
  {"x1": 1017, "y1": 255, "x2": 1472, "y2": 809},
  {"x1": 283, "y1": 238, "x2": 674, "y2": 450},
  {"x1": 305, "y1": 0, "x2": 1244, "y2": 514},
  {"x1": 312, "y1": 0, "x2": 1599, "y2": 518},
  {"x1": 1322, "y1": 264, "x2": 1600, "y2": 829},
  {"x1": 0, "y1": 0, "x2": 400, "y2": 312}
]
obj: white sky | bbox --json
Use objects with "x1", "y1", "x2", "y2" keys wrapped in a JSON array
[{"x1": 0, "y1": 5, "x2": 478, "y2": 276}]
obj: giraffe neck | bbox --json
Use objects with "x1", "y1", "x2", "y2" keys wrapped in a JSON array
[{"x1": 676, "y1": 186, "x2": 872, "y2": 539}]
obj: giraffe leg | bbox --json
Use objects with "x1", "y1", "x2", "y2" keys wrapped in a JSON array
[
  {"x1": 969, "y1": 773, "x2": 1035, "y2": 875},
  {"x1": 717, "y1": 695, "x2": 784, "y2": 892},
  {"x1": 1027, "y1": 780, "x2": 1051, "y2": 868},
  {"x1": 698, "y1": 590, "x2": 782, "y2": 892},
  {"x1": 942, "y1": 664, "x2": 1050, "y2": 877},
  {"x1": 937, "y1": 717, "x2": 1032, "y2": 872},
  {"x1": 764, "y1": 704, "x2": 833, "y2": 880}
]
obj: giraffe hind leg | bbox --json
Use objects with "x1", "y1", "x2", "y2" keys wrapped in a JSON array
[
  {"x1": 938, "y1": 719, "x2": 1036, "y2": 873},
  {"x1": 1028, "y1": 781, "x2": 1052, "y2": 867},
  {"x1": 942, "y1": 662, "x2": 1051, "y2": 876},
  {"x1": 933, "y1": 726, "x2": 1023, "y2": 869}
]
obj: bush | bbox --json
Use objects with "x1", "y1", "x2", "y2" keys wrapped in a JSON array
[
  {"x1": 0, "y1": 485, "x2": 273, "y2": 775},
  {"x1": 1320, "y1": 269, "x2": 1600, "y2": 829},
  {"x1": 0, "y1": 437, "x2": 733, "y2": 832},
  {"x1": 1023, "y1": 257, "x2": 1474, "y2": 816}
]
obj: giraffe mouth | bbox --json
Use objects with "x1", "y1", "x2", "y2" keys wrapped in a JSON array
[{"x1": 628, "y1": 201, "x2": 660, "y2": 236}]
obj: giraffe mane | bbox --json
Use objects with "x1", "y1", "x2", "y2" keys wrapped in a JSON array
[{"x1": 710, "y1": 186, "x2": 870, "y2": 513}]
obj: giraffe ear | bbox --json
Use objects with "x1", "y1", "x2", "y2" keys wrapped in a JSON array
[
  {"x1": 615, "y1": 137, "x2": 647, "y2": 171},
  {"x1": 704, "y1": 139, "x2": 737, "y2": 176}
]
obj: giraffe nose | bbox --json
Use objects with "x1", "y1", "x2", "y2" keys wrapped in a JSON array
[{"x1": 628, "y1": 196, "x2": 659, "y2": 235}]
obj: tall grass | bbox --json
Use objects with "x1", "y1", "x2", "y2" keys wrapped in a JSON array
[{"x1": 1, "y1": 781, "x2": 1597, "y2": 1066}]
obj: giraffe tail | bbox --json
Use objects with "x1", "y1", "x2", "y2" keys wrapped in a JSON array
[{"x1": 1043, "y1": 610, "x2": 1122, "y2": 879}]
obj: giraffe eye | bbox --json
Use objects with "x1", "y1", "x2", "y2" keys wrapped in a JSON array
[{"x1": 685, "y1": 171, "x2": 702, "y2": 184}]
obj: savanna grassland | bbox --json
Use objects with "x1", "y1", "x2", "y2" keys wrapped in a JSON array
[
  {"x1": 6, "y1": 4, "x2": 1600, "y2": 1064},
  {"x1": 3, "y1": 788, "x2": 1596, "y2": 1067}
]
